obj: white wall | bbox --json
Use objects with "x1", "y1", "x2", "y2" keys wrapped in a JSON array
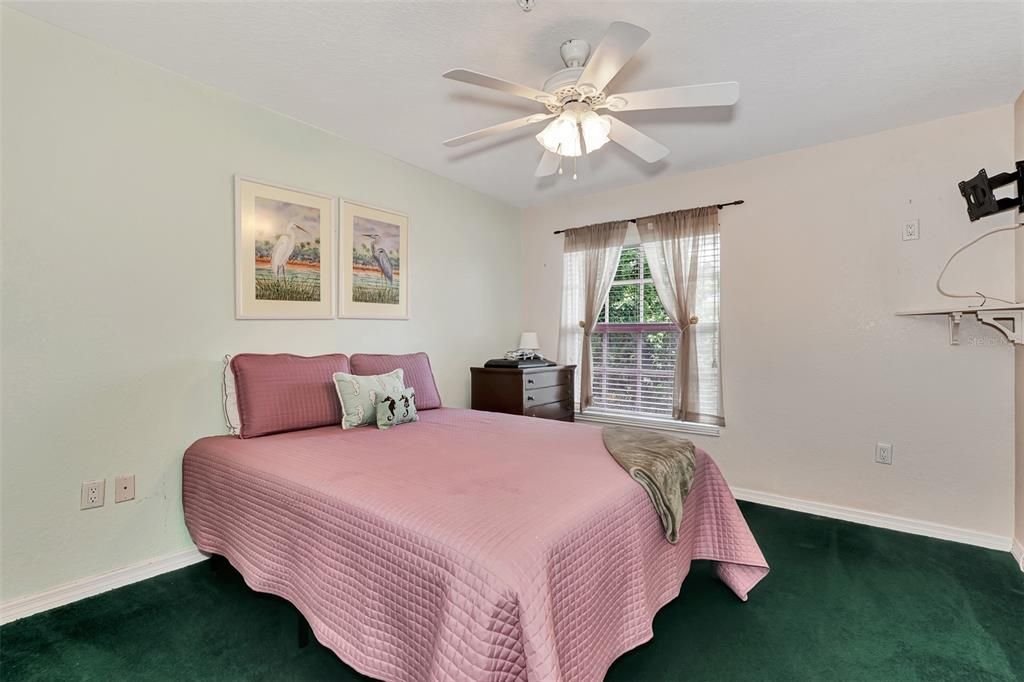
[
  {"x1": 0, "y1": 9, "x2": 522, "y2": 601},
  {"x1": 523, "y1": 106, "x2": 1017, "y2": 540}
]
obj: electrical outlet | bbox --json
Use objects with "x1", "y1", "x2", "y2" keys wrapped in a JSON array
[
  {"x1": 81, "y1": 480, "x2": 105, "y2": 509},
  {"x1": 114, "y1": 474, "x2": 135, "y2": 503},
  {"x1": 875, "y1": 442, "x2": 893, "y2": 465},
  {"x1": 902, "y1": 219, "x2": 920, "y2": 241}
]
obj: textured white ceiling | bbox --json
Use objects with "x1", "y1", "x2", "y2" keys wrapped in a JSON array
[{"x1": 11, "y1": 1, "x2": 1023, "y2": 207}]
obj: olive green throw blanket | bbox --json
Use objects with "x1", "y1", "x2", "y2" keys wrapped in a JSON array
[{"x1": 602, "y1": 426, "x2": 697, "y2": 543}]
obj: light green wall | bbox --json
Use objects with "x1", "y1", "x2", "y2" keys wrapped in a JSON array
[{"x1": 0, "y1": 8, "x2": 522, "y2": 601}]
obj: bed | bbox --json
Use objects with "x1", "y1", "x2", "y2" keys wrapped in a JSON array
[{"x1": 183, "y1": 407, "x2": 768, "y2": 681}]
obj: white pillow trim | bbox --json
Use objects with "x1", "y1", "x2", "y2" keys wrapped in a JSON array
[{"x1": 222, "y1": 354, "x2": 241, "y2": 436}]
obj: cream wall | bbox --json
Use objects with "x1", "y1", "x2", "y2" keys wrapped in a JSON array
[
  {"x1": 523, "y1": 106, "x2": 1017, "y2": 540},
  {"x1": 0, "y1": 9, "x2": 522, "y2": 601},
  {"x1": 1014, "y1": 91, "x2": 1024, "y2": 556}
]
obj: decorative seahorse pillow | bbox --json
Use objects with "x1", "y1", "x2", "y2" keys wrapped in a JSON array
[
  {"x1": 376, "y1": 387, "x2": 418, "y2": 430},
  {"x1": 332, "y1": 369, "x2": 405, "y2": 429}
]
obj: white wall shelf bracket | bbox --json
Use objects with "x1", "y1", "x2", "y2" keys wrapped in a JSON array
[
  {"x1": 948, "y1": 312, "x2": 962, "y2": 346},
  {"x1": 976, "y1": 310, "x2": 1023, "y2": 344}
]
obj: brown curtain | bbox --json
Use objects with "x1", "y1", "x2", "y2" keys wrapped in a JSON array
[
  {"x1": 561, "y1": 221, "x2": 629, "y2": 411},
  {"x1": 638, "y1": 206, "x2": 724, "y2": 425}
]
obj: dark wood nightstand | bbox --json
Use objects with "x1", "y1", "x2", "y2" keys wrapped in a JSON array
[{"x1": 470, "y1": 365, "x2": 576, "y2": 422}]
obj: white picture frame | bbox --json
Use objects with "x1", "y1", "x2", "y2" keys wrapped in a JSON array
[
  {"x1": 339, "y1": 200, "x2": 410, "y2": 320},
  {"x1": 234, "y1": 175, "x2": 336, "y2": 319}
]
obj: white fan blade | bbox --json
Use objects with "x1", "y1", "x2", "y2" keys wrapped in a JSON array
[
  {"x1": 444, "y1": 113, "x2": 554, "y2": 147},
  {"x1": 605, "y1": 82, "x2": 740, "y2": 112},
  {"x1": 443, "y1": 69, "x2": 557, "y2": 105},
  {"x1": 606, "y1": 116, "x2": 669, "y2": 163},
  {"x1": 575, "y1": 22, "x2": 650, "y2": 96},
  {"x1": 535, "y1": 150, "x2": 561, "y2": 177}
]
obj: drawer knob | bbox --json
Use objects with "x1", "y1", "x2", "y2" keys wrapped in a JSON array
[
  {"x1": 527, "y1": 395, "x2": 535, "y2": 401},
  {"x1": 527, "y1": 378, "x2": 535, "y2": 385}
]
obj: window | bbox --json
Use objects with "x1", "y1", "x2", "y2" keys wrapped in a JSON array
[{"x1": 588, "y1": 240, "x2": 720, "y2": 421}]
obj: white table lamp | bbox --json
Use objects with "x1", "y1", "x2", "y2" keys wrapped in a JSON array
[{"x1": 518, "y1": 332, "x2": 540, "y2": 351}]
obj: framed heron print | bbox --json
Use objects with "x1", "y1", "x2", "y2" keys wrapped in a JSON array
[
  {"x1": 234, "y1": 176, "x2": 335, "y2": 319},
  {"x1": 340, "y1": 201, "x2": 409, "y2": 319}
]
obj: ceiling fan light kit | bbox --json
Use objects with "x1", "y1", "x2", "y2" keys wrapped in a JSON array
[
  {"x1": 535, "y1": 104, "x2": 611, "y2": 158},
  {"x1": 443, "y1": 21, "x2": 740, "y2": 179}
]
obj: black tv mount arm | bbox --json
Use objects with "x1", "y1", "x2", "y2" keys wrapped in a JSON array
[{"x1": 958, "y1": 160, "x2": 1024, "y2": 221}]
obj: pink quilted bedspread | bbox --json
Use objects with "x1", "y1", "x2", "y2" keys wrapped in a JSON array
[{"x1": 183, "y1": 408, "x2": 768, "y2": 681}]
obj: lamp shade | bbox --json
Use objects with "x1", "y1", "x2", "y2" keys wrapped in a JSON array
[{"x1": 518, "y1": 332, "x2": 540, "y2": 350}]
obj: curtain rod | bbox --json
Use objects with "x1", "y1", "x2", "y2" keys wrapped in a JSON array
[{"x1": 551, "y1": 200, "x2": 744, "y2": 235}]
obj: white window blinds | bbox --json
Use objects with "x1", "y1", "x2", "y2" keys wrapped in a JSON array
[{"x1": 589, "y1": 240, "x2": 720, "y2": 420}]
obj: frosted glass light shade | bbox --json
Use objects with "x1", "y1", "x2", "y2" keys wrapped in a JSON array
[
  {"x1": 518, "y1": 332, "x2": 540, "y2": 350},
  {"x1": 580, "y1": 111, "x2": 610, "y2": 153},
  {"x1": 536, "y1": 112, "x2": 582, "y2": 157}
]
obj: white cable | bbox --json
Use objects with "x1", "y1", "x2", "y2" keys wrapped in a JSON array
[{"x1": 935, "y1": 220, "x2": 1023, "y2": 307}]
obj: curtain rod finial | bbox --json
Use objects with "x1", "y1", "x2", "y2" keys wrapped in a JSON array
[{"x1": 715, "y1": 199, "x2": 744, "y2": 209}]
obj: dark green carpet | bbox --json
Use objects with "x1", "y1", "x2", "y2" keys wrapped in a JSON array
[{"x1": 2, "y1": 503, "x2": 1021, "y2": 681}]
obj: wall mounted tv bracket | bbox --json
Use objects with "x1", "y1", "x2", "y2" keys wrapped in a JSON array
[{"x1": 958, "y1": 160, "x2": 1024, "y2": 221}]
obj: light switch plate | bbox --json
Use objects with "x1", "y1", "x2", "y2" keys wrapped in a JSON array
[{"x1": 114, "y1": 474, "x2": 135, "y2": 503}]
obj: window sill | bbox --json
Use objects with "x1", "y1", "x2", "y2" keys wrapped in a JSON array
[{"x1": 574, "y1": 410, "x2": 720, "y2": 437}]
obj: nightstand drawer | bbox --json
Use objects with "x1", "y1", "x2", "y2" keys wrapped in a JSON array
[
  {"x1": 525, "y1": 400, "x2": 573, "y2": 420},
  {"x1": 470, "y1": 365, "x2": 576, "y2": 422},
  {"x1": 524, "y1": 384, "x2": 572, "y2": 406},
  {"x1": 524, "y1": 369, "x2": 572, "y2": 390}
]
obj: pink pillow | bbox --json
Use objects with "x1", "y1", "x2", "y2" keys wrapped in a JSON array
[
  {"x1": 231, "y1": 353, "x2": 351, "y2": 438},
  {"x1": 349, "y1": 353, "x2": 442, "y2": 410}
]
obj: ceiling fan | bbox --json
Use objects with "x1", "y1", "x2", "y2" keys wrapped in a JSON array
[{"x1": 442, "y1": 21, "x2": 739, "y2": 178}]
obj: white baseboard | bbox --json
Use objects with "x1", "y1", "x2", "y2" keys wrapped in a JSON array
[
  {"x1": 0, "y1": 547, "x2": 208, "y2": 625},
  {"x1": 732, "y1": 487, "x2": 1013, "y2": 552},
  {"x1": 1012, "y1": 538, "x2": 1024, "y2": 572}
]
